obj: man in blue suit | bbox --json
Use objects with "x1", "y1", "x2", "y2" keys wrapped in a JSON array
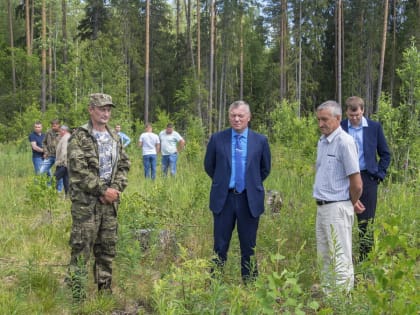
[
  {"x1": 341, "y1": 96, "x2": 391, "y2": 261},
  {"x1": 204, "y1": 100, "x2": 271, "y2": 282}
]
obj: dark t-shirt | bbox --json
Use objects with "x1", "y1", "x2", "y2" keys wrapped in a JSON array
[{"x1": 29, "y1": 132, "x2": 45, "y2": 158}]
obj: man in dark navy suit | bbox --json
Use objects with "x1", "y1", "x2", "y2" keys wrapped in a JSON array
[
  {"x1": 204, "y1": 100, "x2": 271, "y2": 282},
  {"x1": 341, "y1": 96, "x2": 391, "y2": 261}
]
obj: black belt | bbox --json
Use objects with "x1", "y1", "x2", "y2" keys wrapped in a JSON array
[
  {"x1": 228, "y1": 188, "x2": 245, "y2": 194},
  {"x1": 316, "y1": 199, "x2": 349, "y2": 206}
]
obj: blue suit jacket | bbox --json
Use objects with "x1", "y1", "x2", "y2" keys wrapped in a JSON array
[
  {"x1": 341, "y1": 118, "x2": 391, "y2": 180},
  {"x1": 204, "y1": 128, "x2": 271, "y2": 218}
]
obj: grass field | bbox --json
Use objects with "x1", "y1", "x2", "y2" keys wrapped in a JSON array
[{"x1": 0, "y1": 142, "x2": 418, "y2": 314}]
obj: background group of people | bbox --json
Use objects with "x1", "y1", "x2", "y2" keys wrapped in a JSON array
[
  {"x1": 104, "y1": 121, "x2": 186, "y2": 180},
  {"x1": 29, "y1": 119, "x2": 71, "y2": 195},
  {"x1": 28, "y1": 93, "x2": 390, "y2": 300},
  {"x1": 29, "y1": 116, "x2": 186, "y2": 197}
]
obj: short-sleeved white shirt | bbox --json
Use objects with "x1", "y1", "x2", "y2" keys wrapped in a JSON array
[
  {"x1": 139, "y1": 132, "x2": 160, "y2": 155},
  {"x1": 313, "y1": 126, "x2": 359, "y2": 201},
  {"x1": 159, "y1": 130, "x2": 183, "y2": 155}
]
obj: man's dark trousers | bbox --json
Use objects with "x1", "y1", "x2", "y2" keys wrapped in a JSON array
[
  {"x1": 358, "y1": 171, "x2": 379, "y2": 261},
  {"x1": 213, "y1": 190, "x2": 259, "y2": 281}
]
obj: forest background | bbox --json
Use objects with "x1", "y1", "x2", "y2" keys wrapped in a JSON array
[
  {"x1": 0, "y1": 0, "x2": 419, "y2": 314},
  {"x1": 0, "y1": 0, "x2": 419, "y2": 139}
]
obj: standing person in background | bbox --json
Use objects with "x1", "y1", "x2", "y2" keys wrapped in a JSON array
[
  {"x1": 138, "y1": 123, "x2": 160, "y2": 179},
  {"x1": 40, "y1": 118, "x2": 63, "y2": 191},
  {"x1": 341, "y1": 96, "x2": 391, "y2": 262},
  {"x1": 115, "y1": 124, "x2": 131, "y2": 148},
  {"x1": 29, "y1": 121, "x2": 45, "y2": 174},
  {"x1": 159, "y1": 123, "x2": 185, "y2": 176},
  {"x1": 67, "y1": 93, "x2": 130, "y2": 300},
  {"x1": 54, "y1": 125, "x2": 71, "y2": 196},
  {"x1": 204, "y1": 100, "x2": 271, "y2": 283},
  {"x1": 313, "y1": 100, "x2": 365, "y2": 294}
]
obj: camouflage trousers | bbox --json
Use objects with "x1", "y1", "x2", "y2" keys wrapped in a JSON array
[{"x1": 68, "y1": 200, "x2": 118, "y2": 296}]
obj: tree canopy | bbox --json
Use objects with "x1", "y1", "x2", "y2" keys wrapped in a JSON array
[{"x1": 0, "y1": 0, "x2": 419, "y2": 140}]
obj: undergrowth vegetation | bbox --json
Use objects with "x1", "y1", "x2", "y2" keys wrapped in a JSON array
[{"x1": 0, "y1": 104, "x2": 418, "y2": 314}]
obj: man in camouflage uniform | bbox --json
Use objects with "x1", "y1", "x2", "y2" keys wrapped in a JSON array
[{"x1": 67, "y1": 93, "x2": 130, "y2": 299}]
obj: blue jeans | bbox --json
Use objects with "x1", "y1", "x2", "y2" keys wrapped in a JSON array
[
  {"x1": 32, "y1": 157, "x2": 43, "y2": 174},
  {"x1": 40, "y1": 156, "x2": 63, "y2": 191},
  {"x1": 161, "y1": 153, "x2": 178, "y2": 176},
  {"x1": 143, "y1": 154, "x2": 157, "y2": 179}
]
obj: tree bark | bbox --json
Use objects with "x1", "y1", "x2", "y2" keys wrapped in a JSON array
[
  {"x1": 376, "y1": 0, "x2": 389, "y2": 112},
  {"x1": 62, "y1": 0, "x2": 68, "y2": 64},
  {"x1": 144, "y1": 0, "x2": 150, "y2": 123},
  {"x1": 8, "y1": 0, "x2": 16, "y2": 96},
  {"x1": 196, "y1": 0, "x2": 202, "y2": 120},
  {"x1": 25, "y1": 0, "x2": 31, "y2": 55},
  {"x1": 336, "y1": 0, "x2": 342, "y2": 104},
  {"x1": 41, "y1": 0, "x2": 47, "y2": 112},
  {"x1": 208, "y1": 0, "x2": 215, "y2": 135},
  {"x1": 239, "y1": 0, "x2": 244, "y2": 100},
  {"x1": 297, "y1": 0, "x2": 302, "y2": 117},
  {"x1": 279, "y1": 0, "x2": 287, "y2": 101},
  {"x1": 185, "y1": 0, "x2": 196, "y2": 70}
]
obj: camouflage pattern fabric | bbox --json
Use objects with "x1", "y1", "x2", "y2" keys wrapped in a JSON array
[
  {"x1": 42, "y1": 129, "x2": 60, "y2": 157},
  {"x1": 67, "y1": 120, "x2": 130, "y2": 297}
]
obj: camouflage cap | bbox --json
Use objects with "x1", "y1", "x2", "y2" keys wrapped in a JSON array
[{"x1": 89, "y1": 93, "x2": 115, "y2": 107}]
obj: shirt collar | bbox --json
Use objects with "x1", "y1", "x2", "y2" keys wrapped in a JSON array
[
  {"x1": 232, "y1": 128, "x2": 249, "y2": 139},
  {"x1": 348, "y1": 116, "x2": 368, "y2": 129},
  {"x1": 320, "y1": 126, "x2": 342, "y2": 143}
]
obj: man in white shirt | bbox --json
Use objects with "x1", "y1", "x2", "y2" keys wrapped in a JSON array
[
  {"x1": 159, "y1": 123, "x2": 185, "y2": 176},
  {"x1": 138, "y1": 123, "x2": 160, "y2": 179},
  {"x1": 313, "y1": 100, "x2": 364, "y2": 294}
]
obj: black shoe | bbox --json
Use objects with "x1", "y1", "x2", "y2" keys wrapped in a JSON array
[{"x1": 98, "y1": 281, "x2": 112, "y2": 294}]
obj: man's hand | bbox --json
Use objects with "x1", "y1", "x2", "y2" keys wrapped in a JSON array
[
  {"x1": 100, "y1": 188, "x2": 121, "y2": 204},
  {"x1": 354, "y1": 200, "x2": 366, "y2": 214}
]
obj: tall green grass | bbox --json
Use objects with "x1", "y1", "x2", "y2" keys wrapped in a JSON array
[{"x1": 0, "y1": 142, "x2": 418, "y2": 314}]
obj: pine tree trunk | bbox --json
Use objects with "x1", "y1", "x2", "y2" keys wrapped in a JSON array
[
  {"x1": 8, "y1": 0, "x2": 16, "y2": 96},
  {"x1": 62, "y1": 0, "x2": 68, "y2": 64},
  {"x1": 390, "y1": 0, "x2": 397, "y2": 103},
  {"x1": 185, "y1": 0, "x2": 196, "y2": 69},
  {"x1": 196, "y1": 0, "x2": 202, "y2": 120},
  {"x1": 239, "y1": 0, "x2": 244, "y2": 100},
  {"x1": 297, "y1": 0, "x2": 301, "y2": 117},
  {"x1": 25, "y1": 0, "x2": 31, "y2": 55},
  {"x1": 279, "y1": 0, "x2": 287, "y2": 101},
  {"x1": 208, "y1": 0, "x2": 215, "y2": 135},
  {"x1": 144, "y1": 0, "x2": 150, "y2": 123},
  {"x1": 336, "y1": 0, "x2": 342, "y2": 104},
  {"x1": 376, "y1": 0, "x2": 389, "y2": 112},
  {"x1": 41, "y1": 0, "x2": 47, "y2": 112}
]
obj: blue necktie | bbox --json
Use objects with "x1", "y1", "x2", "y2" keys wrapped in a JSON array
[{"x1": 235, "y1": 135, "x2": 245, "y2": 193}]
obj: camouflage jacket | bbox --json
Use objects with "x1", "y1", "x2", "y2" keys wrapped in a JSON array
[
  {"x1": 67, "y1": 121, "x2": 130, "y2": 205},
  {"x1": 42, "y1": 129, "x2": 61, "y2": 157}
]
